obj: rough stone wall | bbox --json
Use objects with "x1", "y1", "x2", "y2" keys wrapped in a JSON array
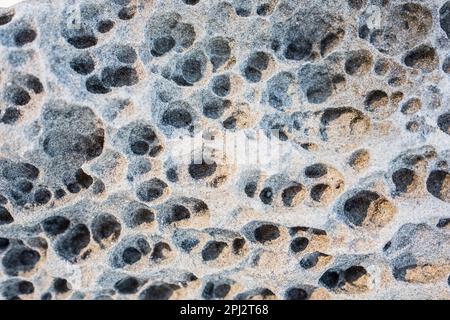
[{"x1": 0, "y1": 0, "x2": 449, "y2": 300}]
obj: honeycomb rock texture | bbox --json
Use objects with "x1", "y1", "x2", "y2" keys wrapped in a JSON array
[{"x1": 0, "y1": 0, "x2": 450, "y2": 300}]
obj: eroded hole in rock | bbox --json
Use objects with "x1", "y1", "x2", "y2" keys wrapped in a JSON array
[
  {"x1": 1, "y1": 0, "x2": 449, "y2": 300},
  {"x1": 349, "y1": 149, "x2": 370, "y2": 171},
  {"x1": 211, "y1": 74, "x2": 230, "y2": 97},
  {"x1": 282, "y1": 184, "x2": 304, "y2": 206},
  {"x1": 443, "y1": 56, "x2": 450, "y2": 73},
  {"x1": 14, "y1": 28, "x2": 37, "y2": 46},
  {"x1": 2, "y1": 107, "x2": 21, "y2": 124},
  {"x1": 5, "y1": 86, "x2": 31, "y2": 106},
  {"x1": 310, "y1": 184, "x2": 331, "y2": 202},
  {"x1": 201, "y1": 241, "x2": 228, "y2": 261},
  {"x1": 161, "y1": 106, "x2": 193, "y2": 128},
  {"x1": 232, "y1": 238, "x2": 245, "y2": 254},
  {"x1": 136, "y1": 178, "x2": 168, "y2": 202},
  {"x1": 70, "y1": 54, "x2": 95, "y2": 75},
  {"x1": 319, "y1": 269, "x2": 342, "y2": 290},
  {"x1": 206, "y1": 37, "x2": 231, "y2": 71},
  {"x1": 101, "y1": 66, "x2": 139, "y2": 87},
  {"x1": 114, "y1": 276, "x2": 140, "y2": 294},
  {"x1": 0, "y1": 9, "x2": 14, "y2": 26},
  {"x1": 259, "y1": 187, "x2": 273, "y2": 205},
  {"x1": 118, "y1": 6, "x2": 136, "y2": 20},
  {"x1": 183, "y1": 0, "x2": 200, "y2": 5},
  {"x1": 347, "y1": 0, "x2": 366, "y2": 10},
  {"x1": 285, "y1": 287, "x2": 309, "y2": 300},
  {"x1": 299, "y1": 64, "x2": 333, "y2": 104},
  {"x1": 202, "y1": 282, "x2": 231, "y2": 299},
  {"x1": 365, "y1": 90, "x2": 388, "y2": 112},
  {"x1": 139, "y1": 283, "x2": 177, "y2": 300},
  {"x1": 344, "y1": 266, "x2": 367, "y2": 283},
  {"x1": 290, "y1": 237, "x2": 309, "y2": 253},
  {"x1": 401, "y1": 98, "x2": 422, "y2": 115},
  {"x1": 170, "y1": 205, "x2": 190, "y2": 222},
  {"x1": 151, "y1": 36, "x2": 176, "y2": 57},
  {"x1": 392, "y1": 168, "x2": 418, "y2": 194},
  {"x1": 345, "y1": 49, "x2": 372, "y2": 75},
  {"x1": 151, "y1": 242, "x2": 172, "y2": 261},
  {"x1": 122, "y1": 247, "x2": 142, "y2": 265},
  {"x1": 243, "y1": 51, "x2": 271, "y2": 83},
  {"x1": 305, "y1": 163, "x2": 327, "y2": 178},
  {"x1": 441, "y1": 1, "x2": 450, "y2": 38},
  {"x1": 2, "y1": 246, "x2": 40, "y2": 276},
  {"x1": 53, "y1": 278, "x2": 71, "y2": 293},
  {"x1": 437, "y1": 113, "x2": 450, "y2": 135},
  {"x1": 202, "y1": 97, "x2": 230, "y2": 119},
  {"x1": 91, "y1": 213, "x2": 121, "y2": 244},
  {"x1": 41, "y1": 216, "x2": 70, "y2": 236},
  {"x1": 97, "y1": 20, "x2": 115, "y2": 33},
  {"x1": 188, "y1": 161, "x2": 217, "y2": 180},
  {"x1": 55, "y1": 224, "x2": 90, "y2": 261},
  {"x1": 244, "y1": 182, "x2": 257, "y2": 198},
  {"x1": 285, "y1": 35, "x2": 312, "y2": 61},
  {"x1": 403, "y1": 45, "x2": 438, "y2": 73},
  {"x1": 320, "y1": 30, "x2": 344, "y2": 57},
  {"x1": 0, "y1": 206, "x2": 13, "y2": 225},
  {"x1": 300, "y1": 252, "x2": 326, "y2": 269},
  {"x1": 343, "y1": 191, "x2": 395, "y2": 227},
  {"x1": 34, "y1": 188, "x2": 52, "y2": 205},
  {"x1": 254, "y1": 224, "x2": 280, "y2": 244},
  {"x1": 86, "y1": 76, "x2": 111, "y2": 94},
  {"x1": 426, "y1": 170, "x2": 450, "y2": 202},
  {"x1": 116, "y1": 46, "x2": 137, "y2": 64},
  {"x1": 66, "y1": 34, "x2": 98, "y2": 49},
  {"x1": 127, "y1": 207, "x2": 154, "y2": 227}
]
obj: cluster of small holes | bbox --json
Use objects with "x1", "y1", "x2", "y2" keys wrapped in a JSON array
[{"x1": 0, "y1": 0, "x2": 449, "y2": 301}]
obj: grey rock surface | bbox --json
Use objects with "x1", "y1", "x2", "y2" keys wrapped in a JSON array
[{"x1": 0, "y1": 0, "x2": 449, "y2": 300}]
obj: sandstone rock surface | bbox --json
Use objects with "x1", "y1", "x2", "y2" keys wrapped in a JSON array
[{"x1": 0, "y1": 0, "x2": 449, "y2": 300}]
